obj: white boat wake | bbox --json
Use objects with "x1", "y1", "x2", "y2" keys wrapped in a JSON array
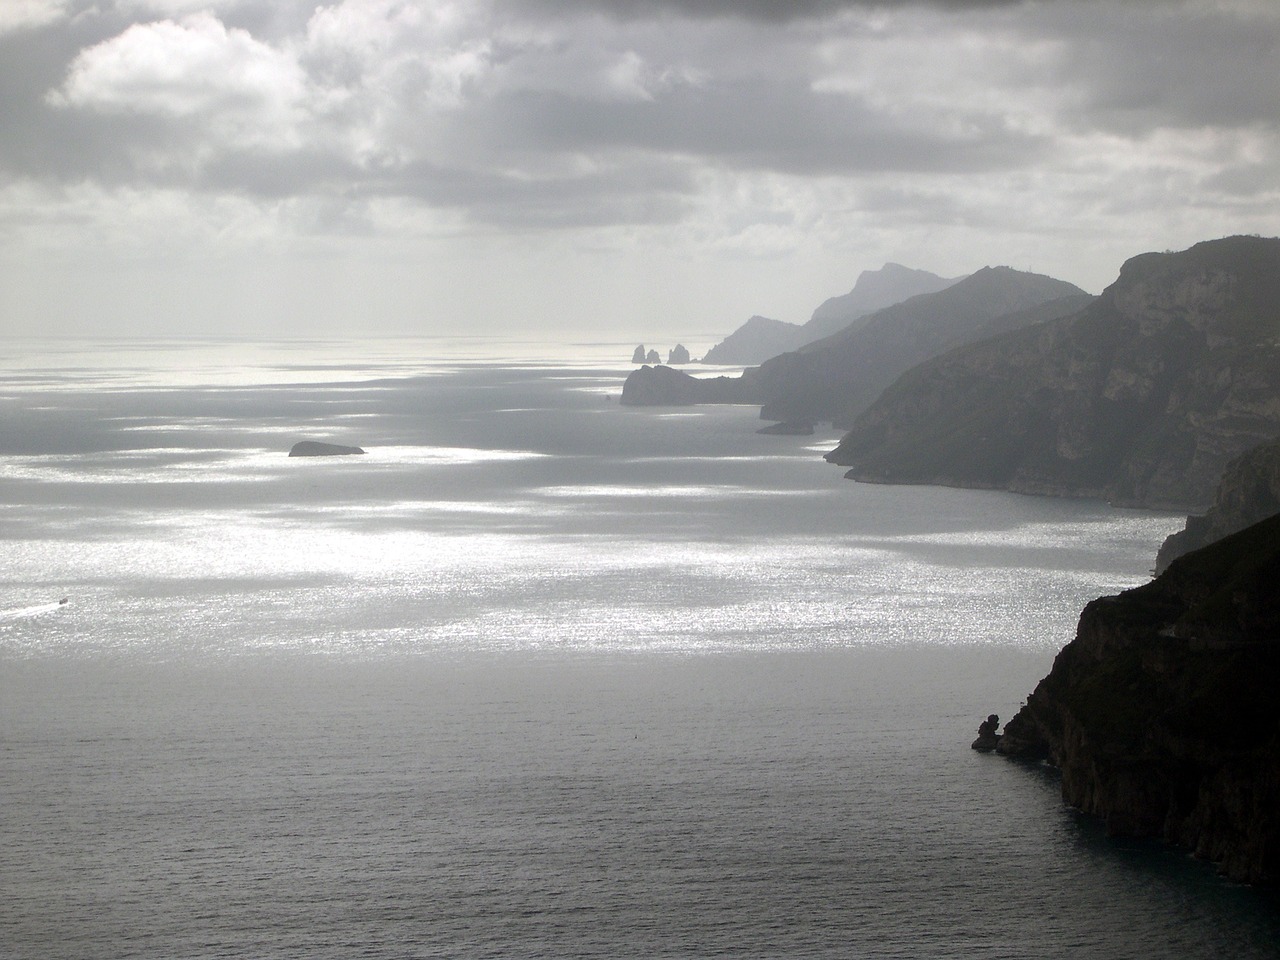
[{"x1": 0, "y1": 600, "x2": 68, "y2": 620}]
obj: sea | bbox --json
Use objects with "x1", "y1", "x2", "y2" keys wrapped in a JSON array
[{"x1": 2, "y1": 337, "x2": 1278, "y2": 959}]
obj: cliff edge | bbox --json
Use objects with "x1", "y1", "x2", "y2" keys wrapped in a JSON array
[
  {"x1": 1155, "y1": 437, "x2": 1280, "y2": 573},
  {"x1": 997, "y1": 513, "x2": 1280, "y2": 884}
]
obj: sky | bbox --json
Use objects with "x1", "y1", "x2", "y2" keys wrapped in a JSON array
[{"x1": 1, "y1": 0, "x2": 1277, "y2": 344}]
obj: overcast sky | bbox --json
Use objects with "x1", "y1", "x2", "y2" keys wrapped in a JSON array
[{"x1": 2, "y1": 0, "x2": 1277, "y2": 343}]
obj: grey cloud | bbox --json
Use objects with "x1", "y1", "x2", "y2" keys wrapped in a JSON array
[
  {"x1": 500, "y1": 0, "x2": 1031, "y2": 24},
  {"x1": 479, "y1": 78, "x2": 1046, "y2": 177},
  {"x1": 1016, "y1": 5, "x2": 1280, "y2": 135}
]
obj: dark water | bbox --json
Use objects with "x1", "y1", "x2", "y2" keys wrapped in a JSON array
[{"x1": 1, "y1": 339, "x2": 1277, "y2": 958}]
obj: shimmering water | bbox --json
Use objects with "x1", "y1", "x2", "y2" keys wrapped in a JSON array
[{"x1": 2, "y1": 338, "x2": 1278, "y2": 958}]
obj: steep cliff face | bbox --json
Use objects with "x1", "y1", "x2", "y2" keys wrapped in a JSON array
[
  {"x1": 997, "y1": 513, "x2": 1280, "y2": 884},
  {"x1": 829, "y1": 236, "x2": 1280, "y2": 510},
  {"x1": 1156, "y1": 438, "x2": 1280, "y2": 572},
  {"x1": 755, "y1": 267, "x2": 1087, "y2": 427}
]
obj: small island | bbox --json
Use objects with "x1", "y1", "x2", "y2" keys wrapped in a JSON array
[{"x1": 288, "y1": 440, "x2": 366, "y2": 457}]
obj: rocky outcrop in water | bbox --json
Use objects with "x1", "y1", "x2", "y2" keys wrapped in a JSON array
[
  {"x1": 619, "y1": 365, "x2": 761, "y2": 406},
  {"x1": 971, "y1": 714, "x2": 1002, "y2": 752},
  {"x1": 288, "y1": 441, "x2": 366, "y2": 457},
  {"x1": 996, "y1": 513, "x2": 1280, "y2": 884},
  {"x1": 829, "y1": 236, "x2": 1280, "y2": 510},
  {"x1": 1155, "y1": 438, "x2": 1280, "y2": 573},
  {"x1": 668, "y1": 344, "x2": 691, "y2": 365}
]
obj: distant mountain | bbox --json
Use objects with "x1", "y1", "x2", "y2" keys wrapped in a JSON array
[
  {"x1": 827, "y1": 236, "x2": 1280, "y2": 510},
  {"x1": 700, "y1": 316, "x2": 803, "y2": 366},
  {"x1": 699, "y1": 263, "x2": 960, "y2": 366},
  {"x1": 802, "y1": 262, "x2": 962, "y2": 343},
  {"x1": 1155, "y1": 437, "x2": 1280, "y2": 573},
  {"x1": 755, "y1": 266, "x2": 1088, "y2": 427}
]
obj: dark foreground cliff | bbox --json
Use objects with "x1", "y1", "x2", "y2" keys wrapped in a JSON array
[{"x1": 997, "y1": 513, "x2": 1280, "y2": 884}]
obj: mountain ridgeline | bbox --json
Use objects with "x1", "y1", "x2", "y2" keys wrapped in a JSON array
[
  {"x1": 700, "y1": 263, "x2": 961, "y2": 366},
  {"x1": 828, "y1": 236, "x2": 1280, "y2": 510},
  {"x1": 623, "y1": 265, "x2": 1088, "y2": 418},
  {"x1": 755, "y1": 268, "x2": 1090, "y2": 427}
]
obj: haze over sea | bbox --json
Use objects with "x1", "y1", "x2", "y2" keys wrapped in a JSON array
[{"x1": 3, "y1": 338, "x2": 1278, "y2": 959}]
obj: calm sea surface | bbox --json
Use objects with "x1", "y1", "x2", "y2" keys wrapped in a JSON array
[{"x1": 2, "y1": 338, "x2": 1277, "y2": 959}]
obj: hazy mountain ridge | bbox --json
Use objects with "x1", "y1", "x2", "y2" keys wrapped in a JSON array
[
  {"x1": 699, "y1": 316, "x2": 803, "y2": 366},
  {"x1": 699, "y1": 263, "x2": 960, "y2": 366},
  {"x1": 996, "y1": 511, "x2": 1280, "y2": 884},
  {"x1": 828, "y1": 236, "x2": 1280, "y2": 510},
  {"x1": 756, "y1": 266, "x2": 1088, "y2": 427}
]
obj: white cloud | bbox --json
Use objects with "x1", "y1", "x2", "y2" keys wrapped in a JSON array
[
  {"x1": 0, "y1": 0, "x2": 68, "y2": 36},
  {"x1": 50, "y1": 12, "x2": 308, "y2": 150}
]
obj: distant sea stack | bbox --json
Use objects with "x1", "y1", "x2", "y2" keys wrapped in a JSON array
[
  {"x1": 288, "y1": 440, "x2": 366, "y2": 457},
  {"x1": 829, "y1": 236, "x2": 1280, "y2": 510},
  {"x1": 996, "y1": 512, "x2": 1280, "y2": 884}
]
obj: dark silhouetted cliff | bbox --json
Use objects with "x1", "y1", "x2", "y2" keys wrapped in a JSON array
[{"x1": 997, "y1": 513, "x2": 1280, "y2": 884}]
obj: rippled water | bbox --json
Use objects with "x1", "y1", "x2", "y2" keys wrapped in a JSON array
[{"x1": 2, "y1": 339, "x2": 1277, "y2": 958}]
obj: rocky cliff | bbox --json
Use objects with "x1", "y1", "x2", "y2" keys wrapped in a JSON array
[
  {"x1": 996, "y1": 512, "x2": 1280, "y2": 884},
  {"x1": 1155, "y1": 437, "x2": 1280, "y2": 572},
  {"x1": 756, "y1": 268, "x2": 1087, "y2": 427},
  {"x1": 829, "y1": 236, "x2": 1280, "y2": 510}
]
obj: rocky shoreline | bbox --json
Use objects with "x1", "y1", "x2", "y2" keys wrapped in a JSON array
[{"x1": 981, "y1": 511, "x2": 1280, "y2": 884}]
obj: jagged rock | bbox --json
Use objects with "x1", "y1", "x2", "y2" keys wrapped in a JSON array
[
  {"x1": 288, "y1": 440, "x2": 366, "y2": 457},
  {"x1": 645, "y1": 349, "x2": 660, "y2": 364},
  {"x1": 632, "y1": 345, "x2": 647, "y2": 363},
  {"x1": 668, "y1": 344, "x2": 691, "y2": 364},
  {"x1": 829, "y1": 236, "x2": 1280, "y2": 510},
  {"x1": 1155, "y1": 437, "x2": 1280, "y2": 572},
  {"x1": 998, "y1": 513, "x2": 1280, "y2": 884},
  {"x1": 970, "y1": 714, "x2": 1002, "y2": 752}
]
